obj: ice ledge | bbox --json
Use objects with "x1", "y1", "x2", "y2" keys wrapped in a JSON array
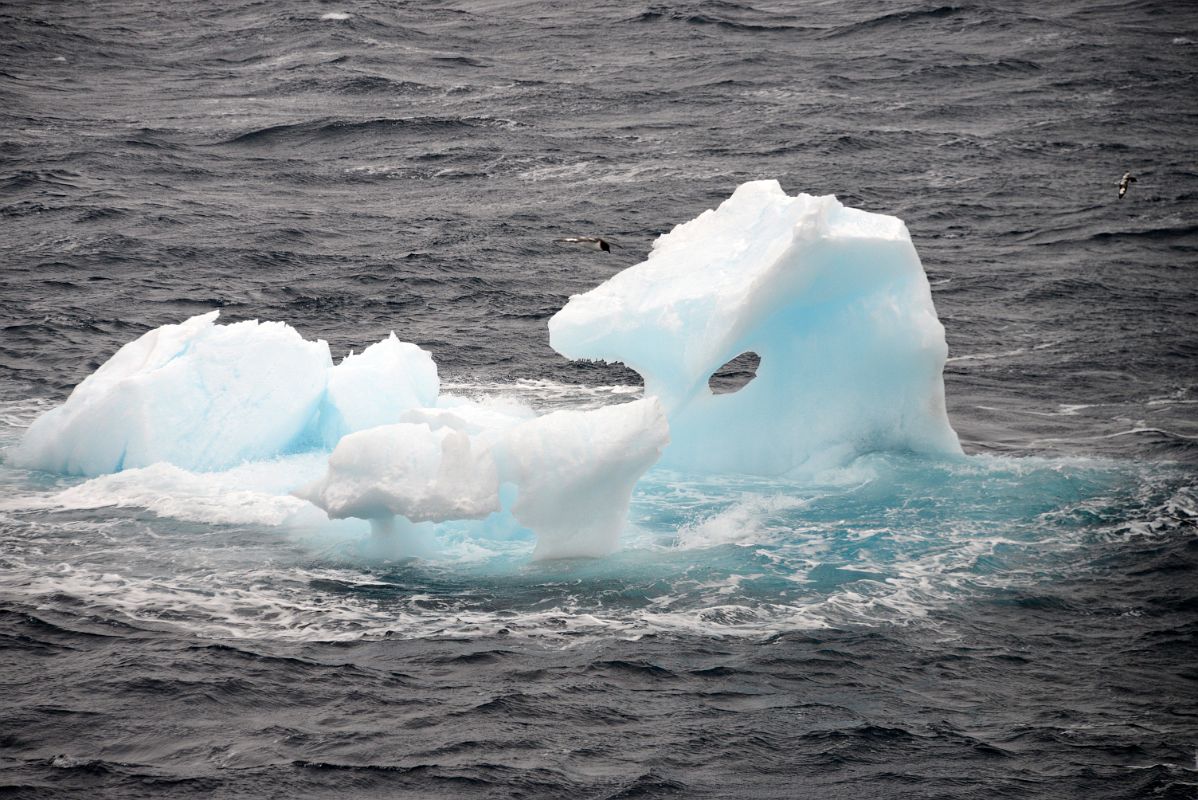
[{"x1": 549, "y1": 179, "x2": 961, "y2": 475}]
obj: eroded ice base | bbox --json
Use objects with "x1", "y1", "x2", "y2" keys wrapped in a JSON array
[{"x1": 297, "y1": 397, "x2": 669, "y2": 560}]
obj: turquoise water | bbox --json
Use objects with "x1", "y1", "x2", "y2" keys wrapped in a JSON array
[{"x1": 4, "y1": 391, "x2": 1188, "y2": 644}]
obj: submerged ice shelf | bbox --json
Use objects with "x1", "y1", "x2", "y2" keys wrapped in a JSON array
[{"x1": 7, "y1": 180, "x2": 960, "y2": 559}]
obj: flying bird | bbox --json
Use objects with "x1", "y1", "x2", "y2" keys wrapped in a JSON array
[
  {"x1": 1118, "y1": 171, "x2": 1136, "y2": 200},
  {"x1": 554, "y1": 236, "x2": 620, "y2": 253}
]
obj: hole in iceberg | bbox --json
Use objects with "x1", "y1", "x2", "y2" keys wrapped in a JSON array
[{"x1": 708, "y1": 351, "x2": 760, "y2": 395}]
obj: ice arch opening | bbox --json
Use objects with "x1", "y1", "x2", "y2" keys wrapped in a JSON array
[{"x1": 708, "y1": 351, "x2": 760, "y2": 395}]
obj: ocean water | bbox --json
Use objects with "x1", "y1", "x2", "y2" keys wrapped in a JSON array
[{"x1": 2, "y1": 1, "x2": 1197, "y2": 798}]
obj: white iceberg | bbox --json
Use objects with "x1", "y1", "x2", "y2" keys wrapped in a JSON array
[
  {"x1": 10, "y1": 312, "x2": 328, "y2": 475},
  {"x1": 8, "y1": 311, "x2": 438, "y2": 476},
  {"x1": 549, "y1": 179, "x2": 961, "y2": 475},
  {"x1": 296, "y1": 397, "x2": 669, "y2": 560},
  {"x1": 496, "y1": 398, "x2": 669, "y2": 559},
  {"x1": 8, "y1": 178, "x2": 962, "y2": 560}
]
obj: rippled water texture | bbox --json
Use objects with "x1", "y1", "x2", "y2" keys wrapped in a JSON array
[{"x1": 2, "y1": 1, "x2": 1196, "y2": 798}]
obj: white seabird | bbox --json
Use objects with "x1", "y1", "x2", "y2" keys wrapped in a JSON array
[{"x1": 1118, "y1": 171, "x2": 1136, "y2": 200}]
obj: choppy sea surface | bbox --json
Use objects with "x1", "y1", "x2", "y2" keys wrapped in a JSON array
[{"x1": 2, "y1": 1, "x2": 1197, "y2": 797}]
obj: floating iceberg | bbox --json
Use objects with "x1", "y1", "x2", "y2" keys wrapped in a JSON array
[
  {"x1": 8, "y1": 179, "x2": 961, "y2": 559},
  {"x1": 550, "y1": 179, "x2": 961, "y2": 474},
  {"x1": 297, "y1": 398, "x2": 669, "y2": 560},
  {"x1": 9, "y1": 311, "x2": 436, "y2": 476}
]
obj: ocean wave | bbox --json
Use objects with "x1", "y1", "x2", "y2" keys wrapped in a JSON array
[
  {"x1": 217, "y1": 116, "x2": 517, "y2": 147},
  {"x1": 2, "y1": 429, "x2": 1186, "y2": 644},
  {"x1": 267, "y1": 75, "x2": 440, "y2": 97},
  {"x1": 626, "y1": 5, "x2": 809, "y2": 33},
  {"x1": 817, "y1": 4, "x2": 966, "y2": 39}
]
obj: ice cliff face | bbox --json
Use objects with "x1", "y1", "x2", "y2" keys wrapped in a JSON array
[
  {"x1": 9, "y1": 180, "x2": 960, "y2": 559},
  {"x1": 549, "y1": 179, "x2": 961, "y2": 475},
  {"x1": 12, "y1": 312, "x2": 327, "y2": 475}
]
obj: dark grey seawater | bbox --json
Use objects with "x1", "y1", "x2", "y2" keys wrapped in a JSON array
[{"x1": 2, "y1": 1, "x2": 1197, "y2": 798}]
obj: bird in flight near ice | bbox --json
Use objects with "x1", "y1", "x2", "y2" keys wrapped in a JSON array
[
  {"x1": 1118, "y1": 171, "x2": 1136, "y2": 199},
  {"x1": 554, "y1": 236, "x2": 620, "y2": 252}
]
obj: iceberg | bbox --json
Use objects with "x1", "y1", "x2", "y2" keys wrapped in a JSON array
[
  {"x1": 495, "y1": 398, "x2": 669, "y2": 559},
  {"x1": 549, "y1": 179, "x2": 962, "y2": 475},
  {"x1": 9, "y1": 311, "x2": 437, "y2": 476},
  {"x1": 8, "y1": 179, "x2": 962, "y2": 559},
  {"x1": 297, "y1": 398, "x2": 669, "y2": 560}
]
